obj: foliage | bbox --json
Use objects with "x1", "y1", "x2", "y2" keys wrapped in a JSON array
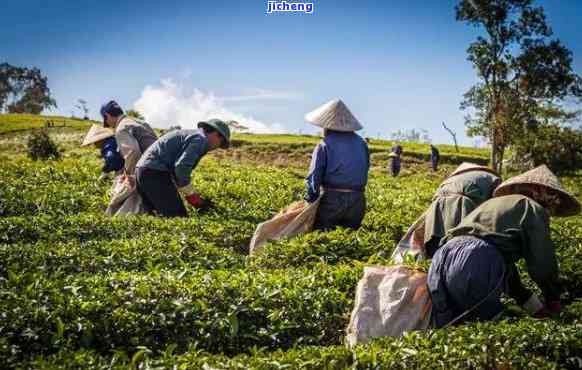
[
  {"x1": 0, "y1": 125, "x2": 581, "y2": 367},
  {"x1": 457, "y1": 0, "x2": 582, "y2": 173},
  {"x1": 126, "y1": 109, "x2": 145, "y2": 120},
  {"x1": 390, "y1": 128, "x2": 431, "y2": 143},
  {"x1": 26, "y1": 129, "x2": 61, "y2": 161},
  {"x1": 0, "y1": 63, "x2": 57, "y2": 114}
]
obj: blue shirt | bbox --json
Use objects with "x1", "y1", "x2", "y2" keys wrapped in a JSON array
[
  {"x1": 101, "y1": 137, "x2": 124, "y2": 173},
  {"x1": 304, "y1": 131, "x2": 370, "y2": 203},
  {"x1": 136, "y1": 129, "x2": 209, "y2": 188}
]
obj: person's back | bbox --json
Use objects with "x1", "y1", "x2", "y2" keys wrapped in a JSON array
[
  {"x1": 320, "y1": 131, "x2": 369, "y2": 189},
  {"x1": 117, "y1": 116, "x2": 158, "y2": 153}
]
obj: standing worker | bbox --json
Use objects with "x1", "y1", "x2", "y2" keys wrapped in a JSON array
[
  {"x1": 100, "y1": 100, "x2": 158, "y2": 176},
  {"x1": 430, "y1": 145, "x2": 440, "y2": 172},
  {"x1": 428, "y1": 165, "x2": 580, "y2": 327},
  {"x1": 81, "y1": 124, "x2": 124, "y2": 180},
  {"x1": 389, "y1": 144, "x2": 402, "y2": 177},
  {"x1": 304, "y1": 98, "x2": 370, "y2": 230},
  {"x1": 135, "y1": 119, "x2": 231, "y2": 217}
]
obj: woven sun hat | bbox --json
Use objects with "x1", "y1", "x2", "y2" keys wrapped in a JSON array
[
  {"x1": 81, "y1": 124, "x2": 115, "y2": 146},
  {"x1": 304, "y1": 98, "x2": 363, "y2": 132},
  {"x1": 493, "y1": 164, "x2": 580, "y2": 217},
  {"x1": 448, "y1": 162, "x2": 499, "y2": 179}
]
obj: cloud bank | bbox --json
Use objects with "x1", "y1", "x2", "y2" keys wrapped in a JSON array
[{"x1": 133, "y1": 79, "x2": 287, "y2": 133}]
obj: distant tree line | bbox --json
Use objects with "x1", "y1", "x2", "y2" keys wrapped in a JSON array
[{"x1": 0, "y1": 63, "x2": 56, "y2": 114}]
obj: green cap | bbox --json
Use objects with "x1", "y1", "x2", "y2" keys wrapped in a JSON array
[{"x1": 198, "y1": 118, "x2": 231, "y2": 149}]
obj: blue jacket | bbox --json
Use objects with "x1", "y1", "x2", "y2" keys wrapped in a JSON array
[
  {"x1": 136, "y1": 129, "x2": 209, "y2": 188},
  {"x1": 305, "y1": 131, "x2": 370, "y2": 203},
  {"x1": 101, "y1": 137, "x2": 124, "y2": 173}
]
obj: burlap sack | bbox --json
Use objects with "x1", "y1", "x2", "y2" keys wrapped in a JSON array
[
  {"x1": 105, "y1": 175, "x2": 147, "y2": 216},
  {"x1": 346, "y1": 265, "x2": 432, "y2": 347},
  {"x1": 249, "y1": 199, "x2": 320, "y2": 254}
]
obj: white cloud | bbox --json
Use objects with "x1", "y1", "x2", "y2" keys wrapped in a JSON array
[{"x1": 133, "y1": 79, "x2": 287, "y2": 133}]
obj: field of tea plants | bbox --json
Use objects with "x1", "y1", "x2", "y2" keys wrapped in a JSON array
[{"x1": 1, "y1": 114, "x2": 581, "y2": 369}]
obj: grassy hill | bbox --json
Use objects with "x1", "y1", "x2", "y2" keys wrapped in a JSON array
[
  {"x1": 0, "y1": 116, "x2": 581, "y2": 368},
  {"x1": 0, "y1": 114, "x2": 491, "y2": 167}
]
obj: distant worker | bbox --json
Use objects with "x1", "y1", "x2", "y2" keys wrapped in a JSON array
[
  {"x1": 81, "y1": 124, "x2": 124, "y2": 180},
  {"x1": 100, "y1": 100, "x2": 158, "y2": 176},
  {"x1": 304, "y1": 98, "x2": 370, "y2": 230},
  {"x1": 428, "y1": 165, "x2": 580, "y2": 327},
  {"x1": 392, "y1": 162, "x2": 501, "y2": 261},
  {"x1": 389, "y1": 144, "x2": 402, "y2": 177},
  {"x1": 430, "y1": 145, "x2": 440, "y2": 171},
  {"x1": 135, "y1": 119, "x2": 231, "y2": 217}
]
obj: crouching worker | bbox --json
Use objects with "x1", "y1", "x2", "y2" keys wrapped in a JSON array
[
  {"x1": 428, "y1": 165, "x2": 580, "y2": 328},
  {"x1": 135, "y1": 119, "x2": 231, "y2": 217},
  {"x1": 81, "y1": 124, "x2": 124, "y2": 180},
  {"x1": 304, "y1": 98, "x2": 370, "y2": 230}
]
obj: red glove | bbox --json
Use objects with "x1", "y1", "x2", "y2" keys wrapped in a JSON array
[
  {"x1": 185, "y1": 193, "x2": 204, "y2": 208},
  {"x1": 546, "y1": 301, "x2": 561, "y2": 315}
]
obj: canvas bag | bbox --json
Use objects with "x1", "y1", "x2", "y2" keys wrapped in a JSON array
[
  {"x1": 105, "y1": 175, "x2": 147, "y2": 216},
  {"x1": 391, "y1": 212, "x2": 427, "y2": 263},
  {"x1": 249, "y1": 198, "x2": 320, "y2": 254},
  {"x1": 345, "y1": 265, "x2": 432, "y2": 347}
]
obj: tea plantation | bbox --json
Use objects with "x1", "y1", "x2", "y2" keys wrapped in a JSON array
[{"x1": 1, "y1": 117, "x2": 581, "y2": 369}]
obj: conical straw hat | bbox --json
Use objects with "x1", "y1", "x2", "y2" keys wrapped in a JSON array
[
  {"x1": 81, "y1": 124, "x2": 115, "y2": 146},
  {"x1": 448, "y1": 162, "x2": 499, "y2": 179},
  {"x1": 493, "y1": 164, "x2": 580, "y2": 217},
  {"x1": 305, "y1": 98, "x2": 363, "y2": 132}
]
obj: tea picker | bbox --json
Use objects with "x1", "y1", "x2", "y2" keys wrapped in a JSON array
[
  {"x1": 81, "y1": 124, "x2": 124, "y2": 181},
  {"x1": 428, "y1": 165, "x2": 581, "y2": 327},
  {"x1": 135, "y1": 119, "x2": 231, "y2": 218},
  {"x1": 304, "y1": 98, "x2": 370, "y2": 231}
]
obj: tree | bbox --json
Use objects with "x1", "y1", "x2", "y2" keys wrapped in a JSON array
[
  {"x1": 75, "y1": 99, "x2": 89, "y2": 120},
  {"x1": 126, "y1": 109, "x2": 145, "y2": 120},
  {"x1": 0, "y1": 63, "x2": 57, "y2": 114},
  {"x1": 457, "y1": 0, "x2": 582, "y2": 172},
  {"x1": 442, "y1": 122, "x2": 459, "y2": 152}
]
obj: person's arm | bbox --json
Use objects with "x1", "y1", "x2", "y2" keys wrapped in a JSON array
[
  {"x1": 101, "y1": 139, "x2": 124, "y2": 173},
  {"x1": 523, "y1": 206, "x2": 561, "y2": 303},
  {"x1": 174, "y1": 137, "x2": 208, "y2": 193},
  {"x1": 304, "y1": 142, "x2": 327, "y2": 203},
  {"x1": 115, "y1": 127, "x2": 142, "y2": 175}
]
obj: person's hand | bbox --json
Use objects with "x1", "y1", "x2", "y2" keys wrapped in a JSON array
[
  {"x1": 185, "y1": 193, "x2": 204, "y2": 208},
  {"x1": 198, "y1": 198, "x2": 214, "y2": 213},
  {"x1": 533, "y1": 306, "x2": 551, "y2": 319}
]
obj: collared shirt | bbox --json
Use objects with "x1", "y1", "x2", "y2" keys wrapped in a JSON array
[
  {"x1": 305, "y1": 131, "x2": 370, "y2": 203},
  {"x1": 442, "y1": 194, "x2": 560, "y2": 300},
  {"x1": 137, "y1": 129, "x2": 209, "y2": 188},
  {"x1": 423, "y1": 170, "x2": 501, "y2": 255},
  {"x1": 101, "y1": 137, "x2": 124, "y2": 173},
  {"x1": 115, "y1": 116, "x2": 158, "y2": 175}
]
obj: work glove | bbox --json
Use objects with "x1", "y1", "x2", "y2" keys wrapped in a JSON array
[
  {"x1": 522, "y1": 294, "x2": 548, "y2": 318},
  {"x1": 184, "y1": 193, "x2": 205, "y2": 209},
  {"x1": 546, "y1": 300, "x2": 561, "y2": 315}
]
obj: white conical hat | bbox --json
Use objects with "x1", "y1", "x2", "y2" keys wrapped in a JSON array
[
  {"x1": 493, "y1": 164, "x2": 580, "y2": 217},
  {"x1": 448, "y1": 162, "x2": 499, "y2": 179},
  {"x1": 81, "y1": 124, "x2": 115, "y2": 146},
  {"x1": 304, "y1": 98, "x2": 363, "y2": 132}
]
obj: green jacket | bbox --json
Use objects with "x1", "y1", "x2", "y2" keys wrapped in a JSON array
[
  {"x1": 423, "y1": 170, "x2": 501, "y2": 254},
  {"x1": 442, "y1": 194, "x2": 560, "y2": 301}
]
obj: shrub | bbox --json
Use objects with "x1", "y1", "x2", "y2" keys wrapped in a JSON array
[{"x1": 26, "y1": 129, "x2": 61, "y2": 161}]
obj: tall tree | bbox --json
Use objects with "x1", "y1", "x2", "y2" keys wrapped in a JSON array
[
  {"x1": 456, "y1": 0, "x2": 582, "y2": 172},
  {"x1": 0, "y1": 63, "x2": 57, "y2": 114},
  {"x1": 75, "y1": 99, "x2": 89, "y2": 120}
]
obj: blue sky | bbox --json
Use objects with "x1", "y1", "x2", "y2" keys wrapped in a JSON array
[{"x1": 1, "y1": 0, "x2": 581, "y2": 144}]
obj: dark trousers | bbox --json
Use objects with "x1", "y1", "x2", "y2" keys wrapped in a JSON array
[
  {"x1": 313, "y1": 191, "x2": 366, "y2": 231},
  {"x1": 389, "y1": 158, "x2": 401, "y2": 176},
  {"x1": 428, "y1": 236, "x2": 505, "y2": 328},
  {"x1": 136, "y1": 167, "x2": 188, "y2": 218}
]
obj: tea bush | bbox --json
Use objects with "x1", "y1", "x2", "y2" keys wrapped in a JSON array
[
  {"x1": 26, "y1": 129, "x2": 62, "y2": 161},
  {"x1": 0, "y1": 125, "x2": 581, "y2": 368}
]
